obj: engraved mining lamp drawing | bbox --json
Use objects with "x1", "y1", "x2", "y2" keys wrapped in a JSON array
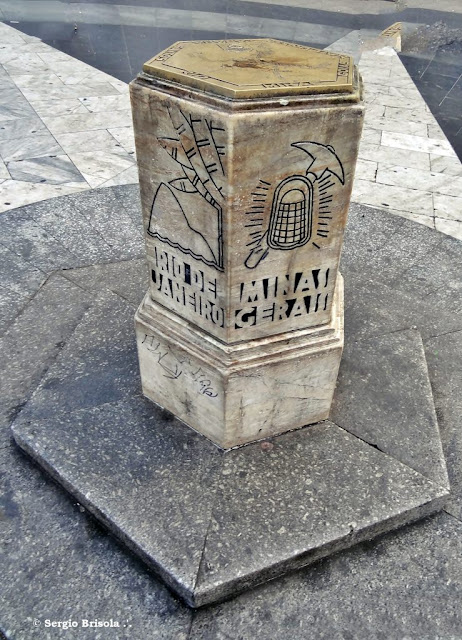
[{"x1": 245, "y1": 141, "x2": 346, "y2": 269}]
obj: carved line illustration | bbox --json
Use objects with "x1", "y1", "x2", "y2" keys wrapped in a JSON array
[
  {"x1": 147, "y1": 106, "x2": 225, "y2": 271},
  {"x1": 244, "y1": 141, "x2": 344, "y2": 269}
]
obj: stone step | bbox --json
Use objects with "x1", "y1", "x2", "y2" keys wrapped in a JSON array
[
  {"x1": 0, "y1": 274, "x2": 93, "y2": 444},
  {"x1": 11, "y1": 289, "x2": 449, "y2": 606}
]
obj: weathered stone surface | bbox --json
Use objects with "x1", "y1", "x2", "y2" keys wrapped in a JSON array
[
  {"x1": 425, "y1": 330, "x2": 462, "y2": 520},
  {"x1": 189, "y1": 512, "x2": 462, "y2": 640},
  {"x1": 343, "y1": 204, "x2": 462, "y2": 304},
  {"x1": 3, "y1": 187, "x2": 462, "y2": 633},
  {"x1": 19, "y1": 291, "x2": 139, "y2": 423},
  {"x1": 135, "y1": 277, "x2": 344, "y2": 448},
  {"x1": 131, "y1": 65, "x2": 363, "y2": 343},
  {"x1": 62, "y1": 258, "x2": 148, "y2": 306},
  {"x1": 12, "y1": 396, "x2": 222, "y2": 605},
  {"x1": 0, "y1": 288, "x2": 28, "y2": 338},
  {"x1": 0, "y1": 185, "x2": 144, "y2": 279},
  {"x1": 332, "y1": 328, "x2": 448, "y2": 488},
  {"x1": 131, "y1": 39, "x2": 364, "y2": 446},
  {"x1": 0, "y1": 444, "x2": 191, "y2": 640},
  {"x1": 0, "y1": 274, "x2": 92, "y2": 441},
  {"x1": 0, "y1": 207, "x2": 78, "y2": 272},
  {"x1": 31, "y1": 197, "x2": 117, "y2": 265},
  {"x1": 69, "y1": 186, "x2": 144, "y2": 258},
  {"x1": 0, "y1": 241, "x2": 47, "y2": 297},
  {"x1": 193, "y1": 421, "x2": 446, "y2": 607},
  {"x1": 11, "y1": 287, "x2": 449, "y2": 606},
  {"x1": 341, "y1": 207, "x2": 462, "y2": 342},
  {"x1": 12, "y1": 402, "x2": 447, "y2": 608}
]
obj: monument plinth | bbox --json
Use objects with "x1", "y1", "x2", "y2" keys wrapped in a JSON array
[{"x1": 131, "y1": 39, "x2": 364, "y2": 448}]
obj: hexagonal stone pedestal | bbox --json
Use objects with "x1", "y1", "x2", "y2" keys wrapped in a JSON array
[
  {"x1": 130, "y1": 39, "x2": 364, "y2": 447},
  {"x1": 11, "y1": 284, "x2": 449, "y2": 606}
]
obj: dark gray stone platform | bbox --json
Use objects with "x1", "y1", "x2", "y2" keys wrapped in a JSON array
[
  {"x1": 10, "y1": 259, "x2": 449, "y2": 607},
  {"x1": 2, "y1": 187, "x2": 462, "y2": 638}
]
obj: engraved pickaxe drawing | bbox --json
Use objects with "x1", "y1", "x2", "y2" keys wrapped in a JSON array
[{"x1": 291, "y1": 141, "x2": 345, "y2": 185}]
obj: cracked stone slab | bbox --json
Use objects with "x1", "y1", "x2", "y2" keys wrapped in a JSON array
[
  {"x1": 30, "y1": 196, "x2": 117, "y2": 265},
  {"x1": 12, "y1": 396, "x2": 222, "y2": 605},
  {"x1": 189, "y1": 511, "x2": 462, "y2": 640},
  {"x1": 0, "y1": 443, "x2": 192, "y2": 640},
  {"x1": 70, "y1": 186, "x2": 144, "y2": 259},
  {"x1": 1, "y1": 193, "x2": 460, "y2": 631},
  {"x1": 0, "y1": 287, "x2": 29, "y2": 338},
  {"x1": 342, "y1": 203, "x2": 462, "y2": 295},
  {"x1": 331, "y1": 328, "x2": 449, "y2": 489},
  {"x1": 425, "y1": 329, "x2": 462, "y2": 521},
  {"x1": 11, "y1": 294, "x2": 449, "y2": 607},
  {"x1": 0, "y1": 206, "x2": 79, "y2": 273},
  {"x1": 12, "y1": 405, "x2": 448, "y2": 608},
  {"x1": 0, "y1": 274, "x2": 93, "y2": 440},
  {"x1": 192, "y1": 421, "x2": 446, "y2": 607},
  {"x1": 62, "y1": 258, "x2": 148, "y2": 306},
  {"x1": 18, "y1": 290, "x2": 140, "y2": 423},
  {"x1": 0, "y1": 241, "x2": 47, "y2": 297},
  {"x1": 340, "y1": 208, "x2": 462, "y2": 340}
]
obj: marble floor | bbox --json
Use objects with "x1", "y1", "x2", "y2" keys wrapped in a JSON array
[
  {"x1": 1, "y1": 20, "x2": 462, "y2": 240},
  {"x1": 0, "y1": 22, "x2": 137, "y2": 213}
]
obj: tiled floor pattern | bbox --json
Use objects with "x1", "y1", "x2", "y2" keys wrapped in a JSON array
[
  {"x1": 0, "y1": 22, "x2": 137, "y2": 212},
  {"x1": 355, "y1": 46, "x2": 462, "y2": 240},
  {"x1": 1, "y1": 21, "x2": 462, "y2": 240}
]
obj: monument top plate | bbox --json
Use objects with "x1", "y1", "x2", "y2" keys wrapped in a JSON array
[{"x1": 143, "y1": 38, "x2": 355, "y2": 99}]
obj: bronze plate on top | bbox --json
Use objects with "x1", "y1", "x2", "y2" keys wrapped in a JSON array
[{"x1": 143, "y1": 38, "x2": 354, "y2": 99}]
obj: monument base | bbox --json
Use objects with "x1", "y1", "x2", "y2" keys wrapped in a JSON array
[
  {"x1": 11, "y1": 280, "x2": 449, "y2": 607},
  {"x1": 135, "y1": 276, "x2": 344, "y2": 448}
]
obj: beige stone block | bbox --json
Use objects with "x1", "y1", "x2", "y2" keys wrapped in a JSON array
[
  {"x1": 135, "y1": 275, "x2": 344, "y2": 448},
  {"x1": 130, "y1": 40, "x2": 364, "y2": 446},
  {"x1": 130, "y1": 84, "x2": 363, "y2": 343}
]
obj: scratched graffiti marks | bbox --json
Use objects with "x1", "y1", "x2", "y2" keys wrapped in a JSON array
[
  {"x1": 141, "y1": 334, "x2": 218, "y2": 397},
  {"x1": 244, "y1": 141, "x2": 344, "y2": 269},
  {"x1": 147, "y1": 105, "x2": 226, "y2": 271}
]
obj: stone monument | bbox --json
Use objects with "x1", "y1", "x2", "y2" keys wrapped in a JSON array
[
  {"x1": 131, "y1": 39, "x2": 364, "y2": 448},
  {"x1": 9, "y1": 41, "x2": 450, "y2": 609}
]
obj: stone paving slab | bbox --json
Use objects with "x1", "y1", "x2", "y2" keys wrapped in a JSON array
[
  {"x1": 12, "y1": 397, "x2": 448, "y2": 609},
  {"x1": 0, "y1": 287, "x2": 29, "y2": 339},
  {"x1": 189, "y1": 511, "x2": 462, "y2": 640},
  {"x1": 62, "y1": 258, "x2": 148, "y2": 307},
  {"x1": 1, "y1": 190, "x2": 462, "y2": 636},
  {"x1": 0, "y1": 274, "x2": 93, "y2": 442},
  {"x1": 425, "y1": 330, "x2": 462, "y2": 521},
  {"x1": 0, "y1": 444, "x2": 192, "y2": 640},
  {"x1": 11, "y1": 291, "x2": 449, "y2": 606},
  {"x1": 19, "y1": 291, "x2": 140, "y2": 424},
  {"x1": 332, "y1": 329, "x2": 448, "y2": 489},
  {"x1": 0, "y1": 184, "x2": 144, "y2": 338},
  {"x1": 0, "y1": 241, "x2": 47, "y2": 298},
  {"x1": 0, "y1": 207, "x2": 80, "y2": 273},
  {"x1": 342, "y1": 205, "x2": 462, "y2": 341},
  {"x1": 30, "y1": 197, "x2": 118, "y2": 265}
]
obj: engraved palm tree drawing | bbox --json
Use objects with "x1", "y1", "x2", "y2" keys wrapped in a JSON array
[
  {"x1": 147, "y1": 105, "x2": 226, "y2": 270},
  {"x1": 245, "y1": 141, "x2": 345, "y2": 269}
]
